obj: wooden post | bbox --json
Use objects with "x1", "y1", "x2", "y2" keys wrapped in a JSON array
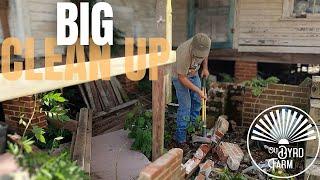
[{"x1": 152, "y1": 0, "x2": 172, "y2": 161}]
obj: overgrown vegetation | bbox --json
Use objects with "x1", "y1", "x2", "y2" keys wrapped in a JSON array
[
  {"x1": 243, "y1": 76, "x2": 280, "y2": 96},
  {"x1": 7, "y1": 92, "x2": 87, "y2": 179},
  {"x1": 40, "y1": 91, "x2": 70, "y2": 122},
  {"x1": 214, "y1": 168, "x2": 247, "y2": 180},
  {"x1": 270, "y1": 169, "x2": 293, "y2": 180},
  {"x1": 125, "y1": 110, "x2": 153, "y2": 158},
  {"x1": 124, "y1": 105, "x2": 175, "y2": 159},
  {"x1": 219, "y1": 73, "x2": 235, "y2": 83},
  {"x1": 186, "y1": 116, "x2": 203, "y2": 135}
]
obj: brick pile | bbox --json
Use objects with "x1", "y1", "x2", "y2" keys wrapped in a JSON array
[
  {"x1": 138, "y1": 148, "x2": 185, "y2": 180},
  {"x1": 2, "y1": 95, "x2": 47, "y2": 134},
  {"x1": 243, "y1": 83, "x2": 310, "y2": 126},
  {"x1": 216, "y1": 142, "x2": 244, "y2": 171}
]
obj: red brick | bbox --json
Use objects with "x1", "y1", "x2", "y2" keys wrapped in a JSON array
[
  {"x1": 283, "y1": 85, "x2": 300, "y2": 92},
  {"x1": 293, "y1": 92, "x2": 309, "y2": 98},
  {"x1": 276, "y1": 90, "x2": 293, "y2": 96},
  {"x1": 139, "y1": 148, "x2": 184, "y2": 180},
  {"x1": 268, "y1": 84, "x2": 284, "y2": 90},
  {"x1": 283, "y1": 97, "x2": 301, "y2": 103},
  {"x1": 267, "y1": 95, "x2": 283, "y2": 101},
  {"x1": 20, "y1": 96, "x2": 34, "y2": 101},
  {"x1": 259, "y1": 99, "x2": 276, "y2": 105}
]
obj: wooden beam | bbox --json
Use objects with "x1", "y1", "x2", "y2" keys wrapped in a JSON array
[
  {"x1": 152, "y1": 66, "x2": 166, "y2": 161},
  {"x1": 209, "y1": 49, "x2": 320, "y2": 64},
  {"x1": 0, "y1": 52, "x2": 176, "y2": 102},
  {"x1": 152, "y1": 0, "x2": 171, "y2": 161},
  {"x1": 165, "y1": 0, "x2": 173, "y2": 104}
]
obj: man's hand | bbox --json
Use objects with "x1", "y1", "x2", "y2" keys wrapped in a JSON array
[
  {"x1": 197, "y1": 89, "x2": 207, "y2": 100},
  {"x1": 201, "y1": 69, "x2": 210, "y2": 78}
]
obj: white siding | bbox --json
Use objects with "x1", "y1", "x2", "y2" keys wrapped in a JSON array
[{"x1": 237, "y1": 0, "x2": 320, "y2": 54}]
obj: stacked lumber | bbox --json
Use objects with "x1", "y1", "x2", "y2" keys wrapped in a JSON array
[
  {"x1": 71, "y1": 108, "x2": 92, "y2": 174},
  {"x1": 78, "y1": 77, "x2": 129, "y2": 112},
  {"x1": 78, "y1": 77, "x2": 137, "y2": 136}
]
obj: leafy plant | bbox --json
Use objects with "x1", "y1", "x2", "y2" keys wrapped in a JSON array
[
  {"x1": 214, "y1": 168, "x2": 247, "y2": 180},
  {"x1": 19, "y1": 152, "x2": 88, "y2": 180},
  {"x1": 219, "y1": 73, "x2": 235, "y2": 83},
  {"x1": 243, "y1": 76, "x2": 280, "y2": 96},
  {"x1": 270, "y1": 169, "x2": 293, "y2": 180},
  {"x1": 124, "y1": 107, "x2": 174, "y2": 159},
  {"x1": 125, "y1": 110, "x2": 153, "y2": 158},
  {"x1": 7, "y1": 92, "x2": 86, "y2": 179},
  {"x1": 186, "y1": 116, "x2": 203, "y2": 135},
  {"x1": 40, "y1": 91, "x2": 70, "y2": 122}
]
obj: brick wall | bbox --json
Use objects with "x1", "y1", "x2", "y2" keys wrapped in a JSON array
[
  {"x1": 2, "y1": 95, "x2": 47, "y2": 134},
  {"x1": 242, "y1": 84, "x2": 310, "y2": 126},
  {"x1": 138, "y1": 148, "x2": 185, "y2": 180},
  {"x1": 234, "y1": 61, "x2": 257, "y2": 82}
]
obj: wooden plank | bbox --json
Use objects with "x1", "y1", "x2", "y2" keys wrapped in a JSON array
[
  {"x1": 101, "y1": 80, "x2": 117, "y2": 107},
  {"x1": 78, "y1": 84, "x2": 90, "y2": 109},
  {"x1": 93, "y1": 99, "x2": 138, "y2": 119},
  {"x1": 165, "y1": 0, "x2": 173, "y2": 104},
  {"x1": 70, "y1": 113, "x2": 79, "y2": 157},
  {"x1": 0, "y1": 52, "x2": 176, "y2": 102},
  {"x1": 95, "y1": 80, "x2": 111, "y2": 110},
  {"x1": 152, "y1": 66, "x2": 166, "y2": 161},
  {"x1": 151, "y1": 0, "x2": 171, "y2": 161},
  {"x1": 93, "y1": 111, "x2": 128, "y2": 136},
  {"x1": 47, "y1": 118, "x2": 78, "y2": 132},
  {"x1": 84, "y1": 110, "x2": 92, "y2": 174},
  {"x1": 84, "y1": 83, "x2": 96, "y2": 111},
  {"x1": 110, "y1": 77, "x2": 123, "y2": 104},
  {"x1": 238, "y1": 45, "x2": 320, "y2": 54},
  {"x1": 73, "y1": 108, "x2": 88, "y2": 168},
  {"x1": 209, "y1": 49, "x2": 320, "y2": 64},
  {"x1": 112, "y1": 77, "x2": 129, "y2": 102},
  {"x1": 89, "y1": 82, "x2": 103, "y2": 112}
]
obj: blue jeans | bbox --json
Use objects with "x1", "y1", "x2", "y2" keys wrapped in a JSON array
[{"x1": 172, "y1": 75, "x2": 201, "y2": 143}]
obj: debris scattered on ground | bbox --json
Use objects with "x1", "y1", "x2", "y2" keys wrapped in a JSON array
[{"x1": 183, "y1": 144, "x2": 211, "y2": 178}]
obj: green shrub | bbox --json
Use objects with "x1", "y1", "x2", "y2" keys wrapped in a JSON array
[
  {"x1": 125, "y1": 111, "x2": 153, "y2": 158},
  {"x1": 19, "y1": 152, "x2": 88, "y2": 180},
  {"x1": 243, "y1": 76, "x2": 280, "y2": 96}
]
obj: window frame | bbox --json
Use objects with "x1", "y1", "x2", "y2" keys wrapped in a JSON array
[{"x1": 282, "y1": 0, "x2": 320, "y2": 20}]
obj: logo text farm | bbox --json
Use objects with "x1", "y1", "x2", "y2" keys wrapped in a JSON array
[{"x1": 247, "y1": 105, "x2": 320, "y2": 179}]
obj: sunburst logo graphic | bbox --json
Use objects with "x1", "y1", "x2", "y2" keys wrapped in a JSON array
[{"x1": 247, "y1": 105, "x2": 320, "y2": 179}]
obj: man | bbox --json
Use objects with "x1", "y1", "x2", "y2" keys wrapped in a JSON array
[{"x1": 173, "y1": 33, "x2": 211, "y2": 145}]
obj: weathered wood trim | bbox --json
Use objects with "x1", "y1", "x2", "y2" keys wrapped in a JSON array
[
  {"x1": 209, "y1": 49, "x2": 320, "y2": 64},
  {"x1": 0, "y1": 51, "x2": 176, "y2": 102},
  {"x1": 152, "y1": 0, "x2": 171, "y2": 161},
  {"x1": 282, "y1": 0, "x2": 294, "y2": 18},
  {"x1": 239, "y1": 46, "x2": 320, "y2": 54}
]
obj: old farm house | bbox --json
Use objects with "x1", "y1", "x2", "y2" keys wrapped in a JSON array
[{"x1": 0, "y1": 0, "x2": 320, "y2": 179}]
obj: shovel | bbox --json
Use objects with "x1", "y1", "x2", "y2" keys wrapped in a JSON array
[{"x1": 201, "y1": 77, "x2": 207, "y2": 137}]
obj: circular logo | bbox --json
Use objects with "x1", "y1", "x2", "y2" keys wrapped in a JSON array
[{"x1": 247, "y1": 105, "x2": 320, "y2": 179}]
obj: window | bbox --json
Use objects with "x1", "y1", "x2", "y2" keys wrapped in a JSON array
[
  {"x1": 294, "y1": 0, "x2": 320, "y2": 17},
  {"x1": 283, "y1": 0, "x2": 320, "y2": 19}
]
